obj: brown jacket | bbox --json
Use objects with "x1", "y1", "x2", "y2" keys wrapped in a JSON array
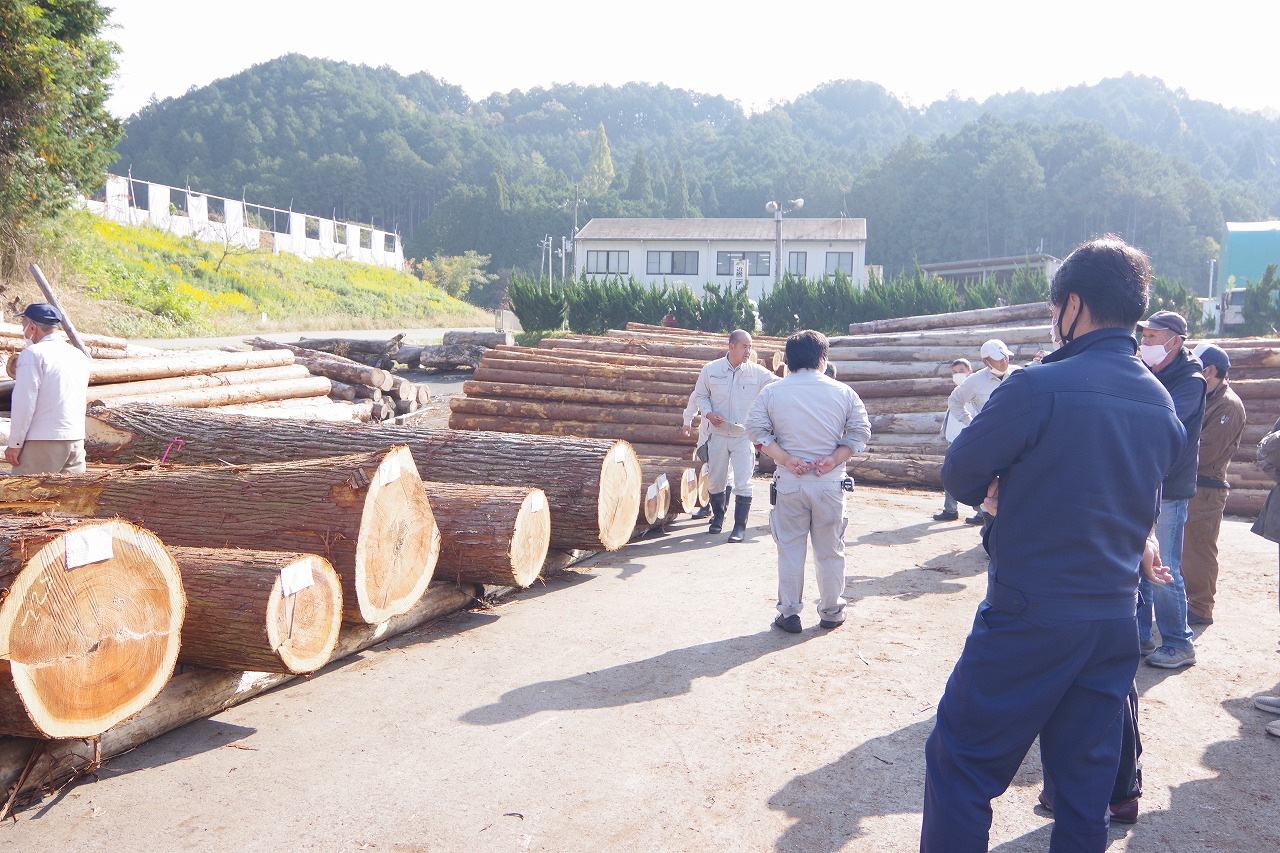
[{"x1": 1196, "y1": 380, "x2": 1246, "y2": 488}]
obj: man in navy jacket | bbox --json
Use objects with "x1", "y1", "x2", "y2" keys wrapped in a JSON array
[{"x1": 920, "y1": 236, "x2": 1186, "y2": 853}]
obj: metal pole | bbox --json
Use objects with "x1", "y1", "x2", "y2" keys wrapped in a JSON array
[
  {"x1": 774, "y1": 209, "x2": 783, "y2": 285},
  {"x1": 28, "y1": 264, "x2": 89, "y2": 355}
]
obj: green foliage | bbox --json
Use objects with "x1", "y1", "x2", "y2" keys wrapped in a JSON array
[
  {"x1": 1148, "y1": 275, "x2": 1211, "y2": 337},
  {"x1": 49, "y1": 209, "x2": 485, "y2": 337},
  {"x1": 1239, "y1": 264, "x2": 1280, "y2": 337},
  {"x1": 413, "y1": 250, "x2": 497, "y2": 302},
  {"x1": 695, "y1": 283, "x2": 755, "y2": 333},
  {"x1": 508, "y1": 274, "x2": 567, "y2": 332},
  {"x1": 507, "y1": 273, "x2": 747, "y2": 334},
  {"x1": 0, "y1": 0, "x2": 121, "y2": 252},
  {"x1": 581, "y1": 123, "x2": 616, "y2": 196}
]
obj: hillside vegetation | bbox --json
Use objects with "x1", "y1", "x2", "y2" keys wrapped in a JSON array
[
  {"x1": 111, "y1": 56, "x2": 1280, "y2": 290},
  {"x1": 0, "y1": 209, "x2": 487, "y2": 338}
]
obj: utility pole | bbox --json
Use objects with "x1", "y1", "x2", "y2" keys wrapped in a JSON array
[{"x1": 765, "y1": 197, "x2": 804, "y2": 285}]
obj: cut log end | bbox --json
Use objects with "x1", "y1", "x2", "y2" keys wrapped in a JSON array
[
  {"x1": 596, "y1": 442, "x2": 644, "y2": 550},
  {"x1": 267, "y1": 555, "x2": 344, "y2": 673},
  {"x1": 352, "y1": 446, "x2": 441, "y2": 623},
  {"x1": 510, "y1": 489, "x2": 553, "y2": 587},
  {"x1": 0, "y1": 519, "x2": 184, "y2": 739}
]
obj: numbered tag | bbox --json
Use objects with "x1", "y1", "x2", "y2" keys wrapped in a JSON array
[
  {"x1": 280, "y1": 562, "x2": 314, "y2": 596},
  {"x1": 529, "y1": 491, "x2": 545, "y2": 513},
  {"x1": 65, "y1": 527, "x2": 113, "y2": 569},
  {"x1": 378, "y1": 463, "x2": 402, "y2": 486}
]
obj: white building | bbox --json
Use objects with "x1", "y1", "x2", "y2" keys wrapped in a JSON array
[{"x1": 572, "y1": 217, "x2": 868, "y2": 302}]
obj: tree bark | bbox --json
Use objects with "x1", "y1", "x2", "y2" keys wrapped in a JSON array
[
  {"x1": 295, "y1": 334, "x2": 403, "y2": 360},
  {"x1": 472, "y1": 365, "x2": 694, "y2": 397},
  {"x1": 490, "y1": 345, "x2": 707, "y2": 375},
  {"x1": 462, "y1": 380, "x2": 691, "y2": 409},
  {"x1": 403, "y1": 343, "x2": 487, "y2": 370},
  {"x1": 826, "y1": 343, "x2": 1046, "y2": 363},
  {"x1": 251, "y1": 338, "x2": 395, "y2": 389},
  {"x1": 846, "y1": 302, "x2": 1051, "y2": 335},
  {"x1": 844, "y1": 377, "x2": 956, "y2": 398},
  {"x1": 847, "y1": 455, "x2": 944, "y2": 487},
  {"x1": 424, "y1": 483, "x2": 551, "y2": 588},
  {"x1": 831, "y1": 324, "x2": 1052, "y2": 348},
  {"x1": 84, "y1": 405, "x2": 641, "y2": 553},
  {"x1": 0, "y1": 447, "x2": 440, "y2": 625},
  {"x1": 450, "y1": 396, "x2": 684, "y2": 427},
  {"x1": 88, "y1": 364, "x2": 312, "y2": 399},
  {"x1": 443, "y1": 330, "x2": 513, "y2": 348},
  {"x1": 863, "y1": 395, "x2": 952, "y2": 414},
  {"x1": 171, "y1": 549, "x2": 342, "y2": 674},
  {"x1": 0, "y1": 517, "x2": 184, "y2": 739},
  {"x1": 89, "y1": 375, "x2": 333, "y2": 409},
  {"x1": 539, "y1": 337, "x2": 780, "y2": 370},
  {"x1": 85, "y1": 349, "x2": 295, "y2": 385},
  {"x1": 447, "y1": 412, "x2": 692, "y2": 446}
]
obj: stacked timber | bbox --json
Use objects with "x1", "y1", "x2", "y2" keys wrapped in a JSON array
[
  {"x1": 171, "y1": 548, "x2": 343, "y2": 674},
  {"x1": 251, "y1": 337, "x2": 420, "y2": 419},
  {"x1": 0, "y1": 322, "x2": 163, "y2": 360},
  {"x1": 83, "y1": 404, "x2": 642, "y2": 553},
  {"x1": 0, "y1": 447, "x2": 441, "y2": 625},
  {"x1": 0, "y1": 517, "x2": 185, "y2": 739}
]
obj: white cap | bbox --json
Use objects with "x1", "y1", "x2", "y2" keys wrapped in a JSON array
[{"x1": 980, "y1": 339, "x2": 1013, "y2": 360}]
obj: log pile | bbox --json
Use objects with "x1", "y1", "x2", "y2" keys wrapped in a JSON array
[{"x1": 250, "y1": 338, "x2": 419, "y2": 420}]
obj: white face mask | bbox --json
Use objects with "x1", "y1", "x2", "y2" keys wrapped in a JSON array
[
  {"x1": 952, "y1": 373, "x2": 968, "y2": 386},
  {"x1": 1139, "y1": 342, "x2": 1169, "y2": 367}
]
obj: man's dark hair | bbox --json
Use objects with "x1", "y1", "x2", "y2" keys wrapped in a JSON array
[
  {"x1": 1049, "y1": 234, "x2": 1151, "y2": 328},
  {"x1": 785, "y1": 329, "x2": 829, "y2": 371}
]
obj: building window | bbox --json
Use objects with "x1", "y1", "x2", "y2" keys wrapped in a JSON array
[
  {"x1": 825, "y1": 252, "x2": 854, "y2": 276},
  {"x1": 647, "y1": 251, "x2": 699, "y2": 276},
  {"x1": 716, "y1": 251, "x2": 770, "y2": 277},
  {"x1": 788, "y1": 252, "x2": 807, "y2": 276},
  {"x1": 586, "y1": 250, "x2": 628, "y2": 274}
]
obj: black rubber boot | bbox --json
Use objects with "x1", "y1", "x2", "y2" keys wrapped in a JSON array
[
  {"x1": 708, "y1": 492, "x2": 727, "y2": 534},
  {"x1": 690, "y1": 503, "x2": 710, "y2": 520},
  {"x1": 727, "y1": 496, "x2": 751, "y2": 542}
]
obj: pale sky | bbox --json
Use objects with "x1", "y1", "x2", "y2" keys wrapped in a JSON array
[{"x1": 104, "y1": 1, "x2": 1279, "y2": 119}]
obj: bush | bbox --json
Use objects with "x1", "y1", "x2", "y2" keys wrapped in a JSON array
[
  {"x1": 1238, "y1": 264, "x2": 1280, "y2": 338},
  {"x1": 508, "y1": 273, "x2": 567, "y2": 332}
]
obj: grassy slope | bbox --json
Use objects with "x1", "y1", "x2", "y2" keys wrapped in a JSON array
[{"x1": 2, "y1": 209, "x2": 489, "y2": 338}]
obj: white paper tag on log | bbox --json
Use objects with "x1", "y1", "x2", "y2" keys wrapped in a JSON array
[
  {"x1": 612, "y1": 445, "x2": 627, "y2": 463},
  {"x1": 280, "y1": 562, "x2": 314, "y2": 596},
  {"x1": 529, "y1": 491, "x2": 545, "y2": 513},
  {"x1": 378, "y1": 463, "x2": 402, "y2": 487},
  {"x1": 65, "y1": 527, "x2": 113, "y2": 569},
  {"x1": 656, "y1": 474, "x2": 669, "y2": 490},
  {"x1": 684, "y1": 470, "x2": 697, "y2": 487},
  {"x1": 646, "y1": 483, "x2": 658, "y2": 501}
]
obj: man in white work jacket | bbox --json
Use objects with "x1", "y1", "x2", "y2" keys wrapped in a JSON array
[{"x1": 6, "y1": 303, "x2": 90, "y2": 475}]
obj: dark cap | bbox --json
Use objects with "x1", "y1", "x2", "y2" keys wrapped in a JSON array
[
  {"x1": 1194, "y1": 343, "x2": 1230, "y2": 373},
  {"x1": 1136, "y1": 310, "x2": 1187, "y2": 337},
  {"x1": 16, "y1": 303, "x2": 62, "y2": 325}
]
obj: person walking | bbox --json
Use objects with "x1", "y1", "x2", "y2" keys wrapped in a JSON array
[
  {"x1": 1182, "y1": 344, "x2": 1246, "y2": 625},
  {"x1": 1136, "y1": 310, "x2": 1206, "y2": 669},
  {"x1": 5, "y1": 303, "x2": 91, "y2": 475},
  {"x1": 746, "y1": 330, "x2": 871, "y2": 633},
  {"x1": 690, "y1": 330, "x2": 777, "y2": 542},
  {"x1": 921, "y1": 236, "x2": 1185, "y2": 853}
]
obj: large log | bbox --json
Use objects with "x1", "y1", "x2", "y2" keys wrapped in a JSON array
[
  {"x1": 471, "y1": 366, "x2": 695, "y2": 397},
  {"x1": 171, "y1": 548, "x2": 342, "y2": 674},
  {"x1": 295, "y1": 334, "x2": 403, "y2": 361},
  {"x1": 450, "y1": 396, "x2": 684, "y2": 428},
  {"x1": 638, "y1": 456, "x2": 699, "y2": 512},
  {"x1": 1225, "y1": 489, "x2": 1267, "y2": 518},
  {"x1": 0, "y1": 448, "x2": 440, "y2": 625},
  {"x1": 831, "y1": 324, "x2": 1053, "y2": 348},
  {"x1": 83, "y1": 405, "x2": 641, "y2": 552},
  {"x1": 443, "y1": 330, "x2": 514, "y2": 348},
  {"x1": 448, "y1": 412, "x2": 692, "y2": 446},
  {"x1": 86, "y1": 349, "x2": 294, "y2": 385},
  {"x1": 90, "y1": 375, "x2": 333, "y2": 409},
  {"x1": 846, "y1": 302, "x2": 1051, "y2": 335},
  {"x1": 826, "y1": 343, "x2": 1046, "y2": 363},
  {"x1": 825, "y1": 361, "x2": 955, "y2": 380},
  {"x1": 870, "y1": 412, "x2": 943, "y2": 433},
  {"x1": 425, "y1": 483, "x2": 551, "y2": 588},
  {"x1": 251, "y1": 338, "x2": 395, "y2": 389},
  {"x1": 845, "y1": 377, "x2": 956, "y2": 398},
  {"x1": 847, "y1": 455, "x2": 943, "y2": 487},
  {"x1": 637, "y1": 473, "x2": 671, "y2": 528},
  {"x1": 490, "y1": 346, "x2": 706, "y2": 375},
  {"x1": 539, "y1": 337, "x2": 781, "y2": 370},
  {"x1": 620, "y1": 323, "x2": 789, "y2": 344},
  {"x1": 87, "y1": 364, "x2": 312, "y2": 399},
  {"x1": 0, "y1": 322, "x2": 131, "y2": 351},
  {"x1": 0, "y1": 517, "x2": 184, "y2": 739},
  {"x1": 401, "y1": 343, "x2": 487, "y2": 370},
  {"x1": 462, "y1": 380, "x2": 691, "y2": 409},
  {"x1": 863, "y1": 395, "x2": 951, "y2": 415},
  {"x1": 0, "y1": 582, "x2": 477, "y2": 811}
]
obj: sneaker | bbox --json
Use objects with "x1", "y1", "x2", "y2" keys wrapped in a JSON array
[
  {"x1": 1145, "y1": 645, "x2": 1196, "y2": 669},
  {"x1": 818, "y1": 619, "x2": 843, "y2": 630},
  {"x1": 1187, "y1": 611, "x2": 1213, "y2": 626},
  {"x1": 933, "y1": 510, "x2": 959, "y2": 521},
  {"x1": 1254, "y1": 695, "x2": 1280, "y2": 714},
  {"x1": 1267, "y1": 719, "x2": 1280, "y2": 738},
  {"x1": 1109, "y1": 797, "x2": 1139, "y2": 824},
  {"x1": 772, "y1": 614, "x2": 802, "y2": 634},
  {"x1": 965, "y1": 513, "x2": 985, "y2": 525},
  {"x1": 1140, "y1": 637, "x2": 1159, "y2": 656}
]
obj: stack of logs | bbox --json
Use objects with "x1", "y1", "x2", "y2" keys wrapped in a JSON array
[
  {"x1": 1, "y1": 402, "x2": 642, "y2": 809},
  {"x1": 448, "y1": 326, "x2": 790, "y2": 533},
  {"x1": 831, "y1": 301, "x2": 1280, "y2": 517}
]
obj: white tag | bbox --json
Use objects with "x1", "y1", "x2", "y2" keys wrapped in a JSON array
[
  {"x1": 65, "y1": 527, "x2": 113, "y2": 569},
  {"x1": 646, "y1": 483, "x2": 658, "y2": 501},
  {"x1": 378, "y1": 463, "x2": 402, "y2": 486},
  {"x1": 529, "y1": 491, "x2": 545, "y2": 513},
  {"x1": 656, "y1": 474, "x2": 668, "y2": 490},
  {"x1": 612, "y1": 445, "x2": 627, "y2": 463},
  {"x1": 683, "y1": 470, "x2": 697, "y2": 487},
  {"x1": 280, "y1": 562, "x2": 314, "y2": 596}
]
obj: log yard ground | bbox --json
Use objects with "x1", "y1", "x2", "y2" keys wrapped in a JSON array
[{"x1": 3, "y1": 481, "x2": 1278, "y2": 852}]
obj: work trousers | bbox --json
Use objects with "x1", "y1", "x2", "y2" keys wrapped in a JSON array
[
  {"x1": 1138, "y1": 498, "x2": 1193, "y2": 652},
  {"x1": 706, "y1": 433, "x2": 755, "y2": 498},
  {"x1": 11, "y1": 439, "x2": 86, "y2": 475},
  {"x1": 1182, "y1": 486, "x2": 1228, "y2": 619},
  {"x1": 770, "y1": 477, "x2": 847, "y2": 623},
  {"x1": 922, "y1": 607, "x2": 1137, "y2": 853},
  {"x1": 1043, "y1": 681, "x2": 1142, "y2": 806}
]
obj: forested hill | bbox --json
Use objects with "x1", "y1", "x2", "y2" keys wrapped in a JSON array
[{"x1": 113, "y1": 54, "x2": 1280, "y2": 290}]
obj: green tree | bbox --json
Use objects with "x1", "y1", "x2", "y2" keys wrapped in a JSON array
[
  {"x1": 0, "y1": 0, "x2": 121, "y2": 259},
  {"x1": 623, "y1": 151, "x2": 654, "y2": 203},
  {"x1": 417, "y1": 250, "x2": 498, "y2": 302},
  {"x1": 665, "y1": 158, "x2": 692, "y2": 217},
  {"x1": 581, "y1": 122, "x2": 615, "y2": 196}
]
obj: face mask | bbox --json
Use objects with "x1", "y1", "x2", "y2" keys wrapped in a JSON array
[
  {"x1": 1054, "y1": 301, "x2": 1081, "y2": 346},
  {"x1": 990, "y1": 365, "x2": 1010, "y2": 378},
  {"x1": 1139, "y1": 342, "x2": 1169, "y2": 367},
  {"x1": 952, "y1": 373, "x2": 968, "y2": 386}
]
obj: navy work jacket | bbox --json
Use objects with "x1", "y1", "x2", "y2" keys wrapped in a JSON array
[{"x1": 941, "y1": 327, "x2": 1186, "y2": 620}]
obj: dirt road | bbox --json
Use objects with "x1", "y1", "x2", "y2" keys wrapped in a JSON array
[{"x1": 3, "y1": 485, "x2": 1277, "y2": 851}]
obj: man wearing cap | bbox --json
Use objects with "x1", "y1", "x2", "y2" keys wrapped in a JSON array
[
  {"x1": 1182, "y1": 344, "x2": 1246, "y2": 626},
  {"x1": 689, "y1": 329, "x2": 777, "y2": 542},
  {"x1": 1137, "y1": 310, "x2": 1206, "y2": 669},
  {"x1": 946, "y1": 340, "x2": 1019, "y2": 525},
  {"x1": 5, "y1": 303, "x2": 91, "y2": 475}
]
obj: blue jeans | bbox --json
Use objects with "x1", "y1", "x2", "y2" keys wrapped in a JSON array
[{"x1": 1138, "y1": 498, "x2": 1193, "y2": 652}]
